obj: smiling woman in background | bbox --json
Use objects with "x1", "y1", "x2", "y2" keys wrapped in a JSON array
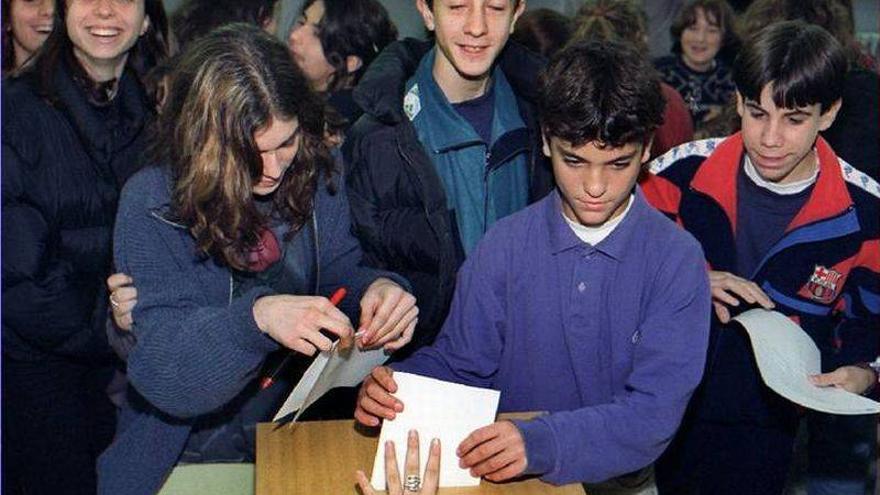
[
  {"x1": 654, "y1": 0, "x2": 739, "y2": 134},
  {"x1": 1, "y1": 0, "x2": 55, "y2": 74},
  {"x1": 1, "y1": 0, "x2": 170, "y2": 493}
]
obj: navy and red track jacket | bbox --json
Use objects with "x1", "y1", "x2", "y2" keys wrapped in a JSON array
[{"x1": 642, "y1": 134, "x2": 879, "y2": 423}]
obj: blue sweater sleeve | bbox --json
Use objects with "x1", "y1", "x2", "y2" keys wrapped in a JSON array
[
  {"x1": 114, "y1": 171, "x2": 279, "y2": 419},
  {"x1": 392, "y1": 226, "x2": 507, "y2": 386},
  {"x1": 517, "y1": 241, "x2": 711, "y2": 484}
]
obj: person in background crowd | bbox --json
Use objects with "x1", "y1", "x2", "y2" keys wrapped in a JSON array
[
  {"x1": 573, "y1": 0, "x2": 694, "y2": 159},
  {"x1": 1, "y1": 0, "x2": 170, "y2": 493},
  {"x1": 355, "y1": 39, "x2": 711, "y2": 494},
  {"x1": 654, "y1": 0, "x2": 738, "y2": 136},
  {"x1": 98, "y1": 24, "x2": 417, "y2": 495},
  {"x1": 643, "y1": 20, "x2": 879, "y2": 495},
  {"x1": 510, "y1": 8, "x2": 572, "y2": 58},
  {"x1": 344, "y1": 0, "x2": 554, "y2": 365},
  {"x1": 172, "y1": 0, "x2": 280, "y2": 47},
  {"x1": 288, "y1": 0, "x2": 397, "y2": 140},
  {"x1": 740, "y1": 0, "x2": 879, "y2": 182},
  {"x1": 1, "y1": 0, "x2": 54, "y2": 75},
  {"x1": 641, "y1": 0, "x2": 682, "y2": 59}
]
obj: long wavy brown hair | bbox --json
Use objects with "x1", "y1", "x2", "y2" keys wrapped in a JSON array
[{"x1": 152, "y1": 23, "x2": 333, "y2": 271}]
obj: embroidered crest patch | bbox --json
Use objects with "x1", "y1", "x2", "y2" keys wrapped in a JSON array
[
  {"x1": 403, "y1": 84, "x2": 421, "y2": 121},
  {"x1": 799, "y1": 265, "x2": 843, "y2": 304}
]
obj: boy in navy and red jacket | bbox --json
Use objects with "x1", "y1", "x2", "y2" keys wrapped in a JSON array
[{"x1": 643, "y1": 20, "x2": 880, "y2": 495}]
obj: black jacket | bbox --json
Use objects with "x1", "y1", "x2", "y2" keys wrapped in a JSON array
[
  {"x1": 344, "y1": 39, "x2": 552, "y2": 351},
  {"x1": 2, "y1": 58, "x2": 151, "y2": 362},
  {"x1": 822, "y1": 68, "x2": 879, "y2": 181}
]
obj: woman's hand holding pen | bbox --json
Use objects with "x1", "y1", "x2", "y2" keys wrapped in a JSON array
[
  {"x1": 358, "y1": 277, "x2": 418, "y2": 351},
  {"x1": 107, "y1": 272, "x2": 419, "y2": 353},
  {"x1": 253, "y1": 295, "x2": 354, "y2": 355}
]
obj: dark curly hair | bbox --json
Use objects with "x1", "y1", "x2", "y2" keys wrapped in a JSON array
[
  {"x1": 538, "y1": 39, "x2": 665, "y2": 147},
  {"x1": 155, "y1": 23, "x2": 334, "y2": 271}
]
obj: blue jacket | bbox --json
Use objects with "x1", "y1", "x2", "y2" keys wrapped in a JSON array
[
  {"x1": 643, "y1": 134, "x2": 880, "y2": 425},
  {"x1": 345, "y1": 39, "x2": 553, "y2": 353},
  {"x1": 98, "y1": 165, "x2": 405, "y2": 494},
  {"x1": 395, "y1": 190, "x2": 711, "y2": 484}
]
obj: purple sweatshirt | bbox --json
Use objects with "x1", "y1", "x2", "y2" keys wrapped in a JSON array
[{"x1": 395, "y1": 189, "x2": 711, "y2": 484}]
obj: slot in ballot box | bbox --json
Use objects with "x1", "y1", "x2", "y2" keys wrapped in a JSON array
[{"x1": 256, "y1": 413, "x2": 587, "y2": 495}]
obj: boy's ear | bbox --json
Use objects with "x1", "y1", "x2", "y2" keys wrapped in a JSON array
[
  {"x1": 735, "y1": 91, "x2": 745, "y2": 119},
  {"x1": 345, "y1": 55, "x2": 363, "y2": 75},
  {"x1": 510, "y1": 0, "x2": 527, "y2": 33},
  {"x1": 640, "y1": 137, "x2": 654, "y2": 164},
  {"x1": 416, "y1": 0, "x2": 435, "y2": 32},
  {"x1": 541, "y1": 131, "x2": 551, "y2": 158},
  {"x1": 818, "y1": 99, "x2": 842, "y2": 132}
]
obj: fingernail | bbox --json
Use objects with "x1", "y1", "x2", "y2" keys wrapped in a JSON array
[
  {"x1": 432, "y1": 438, "x2": 439, "y2": 446},
  {"x1": 385, "y1": 440, "x2": 393, "y2": 448},
  {"x1": 395, "y1": 402, "x2": 404, "y2": 412},
  {"x1": 409, "y1": 429, "x2": 416, "y2": 438}
]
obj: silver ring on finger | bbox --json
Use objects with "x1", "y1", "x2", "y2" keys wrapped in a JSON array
[
  {"x1": 404, "y1": 474, "x2": 421, "y2": 492},
  {"x1": 109, "y1": 294, "x2": 120, "y2": 310}
]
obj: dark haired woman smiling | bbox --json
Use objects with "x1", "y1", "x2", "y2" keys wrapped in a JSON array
[{"x1": 1, "y1": 0, "x2": 170, "y2": 493}]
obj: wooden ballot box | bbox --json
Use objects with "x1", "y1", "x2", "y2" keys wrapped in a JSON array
[{"x1": 256, "y1": 415, "x2": 586, "y2": 495}]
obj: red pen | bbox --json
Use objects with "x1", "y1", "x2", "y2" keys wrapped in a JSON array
[{"x1": 260, "y1": 287, "x2": 348, "y2": 390}]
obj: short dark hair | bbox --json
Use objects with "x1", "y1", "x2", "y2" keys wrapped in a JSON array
[
  {"x1": 670, "y1": 0, "x2": 738, "y2": 57},
  {"x1": 538, "y1": 40, "x2": 665, "y2": 147},
  {"x1": 572, "y1": 0, "x2": 648, "y2": 54},
  {"x1": 733, "y1": 20, "x2": 847, "y2": 113},
  {"x1": 510, "y1": 8, "x2": 572, "y2": 58},
  {"x1": 172, "y1": 0, "x2": 279, "y2": 50},
  {"x1": 306, "y1": 0, "x2": 398, "y2": 91},
  {"x1": 740, "y1": 0, "x2": 865, "y2": 68}
]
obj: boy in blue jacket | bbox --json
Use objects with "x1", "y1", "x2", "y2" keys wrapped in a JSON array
[
  {"x1": 355, "y1": 40, "x2": 712, "y2": 487},
  {"x1": 643, "y1": 21, "x2": 880, "y2": 495}
]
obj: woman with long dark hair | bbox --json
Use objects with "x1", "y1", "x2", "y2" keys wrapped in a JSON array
[
  {"x1": 98, "y1": 24, "x2": 417, "y2": 495},
  {"x1": 1, "y1": 0, "x2": 170, "y2": 493},
  {"x1": 1, "y1": 0, "x2": 55, "y2": 75},
  {"x1": 287, "y1": 0, "x2": 397, "y2": 138}
]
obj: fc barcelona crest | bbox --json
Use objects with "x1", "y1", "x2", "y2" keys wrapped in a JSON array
[{"x1": 803, "y1": 265, "x2": 842, "y2": 304}]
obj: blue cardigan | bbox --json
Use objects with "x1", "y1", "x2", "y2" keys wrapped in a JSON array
[{"x1": 98, "y1": 165, "x2": 406, "y2": 494}]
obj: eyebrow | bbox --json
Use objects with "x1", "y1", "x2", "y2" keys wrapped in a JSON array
[
  {"x1": 258, "y1": 130, "x2": 299, "y2": 153},
  {"x1": 745, "y1": 100, "x2": 813, "y2": 117},
  {"x1": 561, "y1": 149, "x2": 637, "y2": 164}
]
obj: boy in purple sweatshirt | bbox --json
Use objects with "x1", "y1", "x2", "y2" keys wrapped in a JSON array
[{"x1": 355, "y1": 40, "x2": 712, "y2": 487}]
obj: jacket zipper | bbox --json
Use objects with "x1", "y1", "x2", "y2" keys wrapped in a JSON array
[{"x1": 483, "y1": 149, "x2": 491, "y2": 234}]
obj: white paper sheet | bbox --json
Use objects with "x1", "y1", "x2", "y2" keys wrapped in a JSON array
[
  {"x1": 370, "y1": 372, "x2": 501, "y2": 489},
  {"x1": 733, "y1": 309, "x2": 880, "y2": 415},
  {"x1": 272, "y1": 342, "x2": 390, "y2": 422}
]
